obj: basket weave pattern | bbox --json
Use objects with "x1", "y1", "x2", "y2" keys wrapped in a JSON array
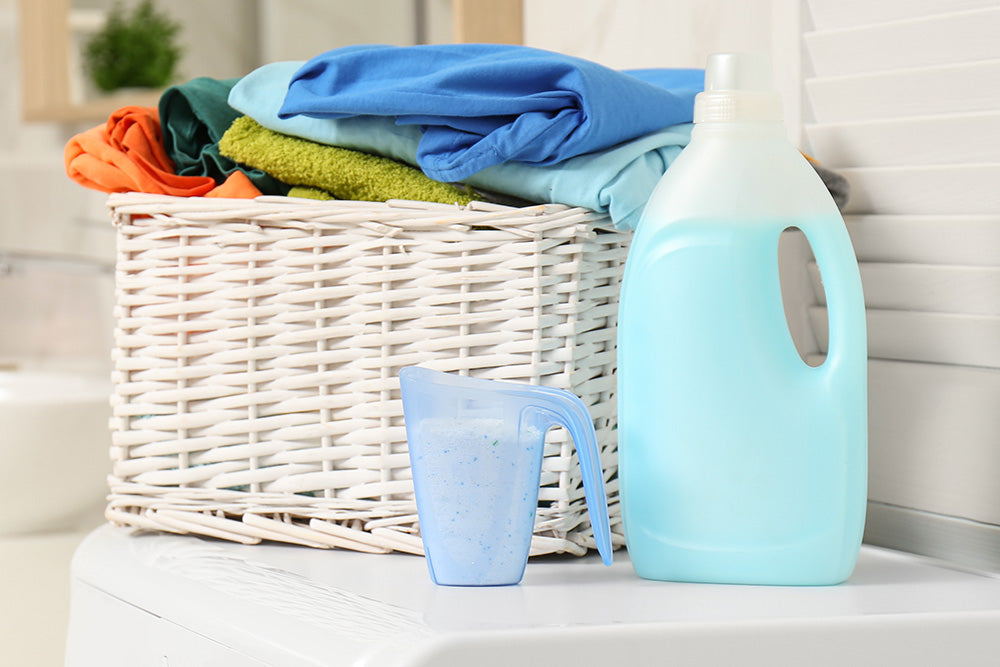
[{"x1": 106, "y1": 193, "x2": 628, "y2": 555}]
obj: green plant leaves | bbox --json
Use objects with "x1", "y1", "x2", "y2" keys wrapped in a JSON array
[{"x1": 84, "y1": 0, "x2": 182, "y2": 92}]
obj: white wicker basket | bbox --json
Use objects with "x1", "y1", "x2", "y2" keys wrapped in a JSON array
[{"x1": 105, "y1": 192, "x2": 628, "y2": 556}]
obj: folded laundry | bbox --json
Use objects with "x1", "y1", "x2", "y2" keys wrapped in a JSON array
[
  {"x1": 204, "y1": 170, "x2": 261, "y2": 199},
  {"x1": 287, "y1": 185, "x2": 336, "y2": 200},
  {"x1": 159, "y1": 76, "x2": 287, "y2": 194},
  {"x1": 232, "y1": 62, "x2": 424, "y2": 162},
  {"x1": 231, "y1": 61, "x2": 692, "y2": 229},
  {"x1": 218, "y1": 116, "x2": 474, "y2": 205},
  {"x1": 278, "y1": 44, "x2": 702, "y2": 182},
  {"x1": 64, "y1": 105, "x2": 261, "y2": 198}
]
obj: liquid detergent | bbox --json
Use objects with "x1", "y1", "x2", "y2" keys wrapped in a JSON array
[{"x1": 616, "y1": 53, "x2": 867, "y2": 585}]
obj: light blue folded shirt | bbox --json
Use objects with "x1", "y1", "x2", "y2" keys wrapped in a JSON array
[
  {"x1": 229, "y1": 61, "x2": 693, "y2": 230},
  {"x1": 277, "y1": 44, "x2": 701, "y2": 183}
]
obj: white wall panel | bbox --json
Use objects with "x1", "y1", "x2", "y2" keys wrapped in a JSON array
[
  {"x1": 804, "y1": 7, "x2": 1000, "y2": 77},
  {"x1": 805, "y1": 0, "x2": 997, "y2": 31}
]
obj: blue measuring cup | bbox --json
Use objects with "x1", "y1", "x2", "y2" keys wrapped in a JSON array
[{"x1": 399, "y1": 366, "x2": 613, "y2": 586}]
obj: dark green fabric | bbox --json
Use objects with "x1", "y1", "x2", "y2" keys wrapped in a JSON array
[{"x1": 158, "y1": 76, "x2": 288, "y2": 194}]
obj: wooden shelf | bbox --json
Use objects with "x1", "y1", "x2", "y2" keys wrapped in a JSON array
[
  {"x1": 19, "y1": 0, "x2": 161, "y2": 122},
  {"x1": 25, "y1": 88, "x2": 165, "y2": 124}
]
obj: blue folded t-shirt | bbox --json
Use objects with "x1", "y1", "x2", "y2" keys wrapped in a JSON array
[
  {"x1": 232, "y1": 61, "x2": 694, "y2": 230},
  {"x1": 278, "y1": 44, "x2": 702, "y2": 182}
]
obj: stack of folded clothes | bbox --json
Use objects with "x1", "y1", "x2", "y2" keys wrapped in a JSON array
[
  {"x1": 64, "y1": 104, "x2": 263, "y2": 199},
  {"x1": 65, "y1": 43, "x2": 847, "y2": 229}
]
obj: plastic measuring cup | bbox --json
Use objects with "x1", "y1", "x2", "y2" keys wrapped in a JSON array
[{"x1": 399, "y1": 366, "x2": 613, "y2": 586}]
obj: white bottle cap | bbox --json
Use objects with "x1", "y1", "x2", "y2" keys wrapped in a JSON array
[{"x1": 693, "y1": 53, "x2": 783, "y2": 123}]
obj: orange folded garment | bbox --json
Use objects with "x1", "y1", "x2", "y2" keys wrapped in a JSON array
[{"x1": 64, "y1": 105, "x2": 261, "y2": 198}]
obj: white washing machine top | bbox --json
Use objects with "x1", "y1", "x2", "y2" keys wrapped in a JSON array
[{"x1": 67, "y1": 524, "x2": 1000, "y2": 666}]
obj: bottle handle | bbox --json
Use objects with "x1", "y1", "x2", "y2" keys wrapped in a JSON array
[{"x1": 797, "y1": 219, "x2": 866, "y2": 372}]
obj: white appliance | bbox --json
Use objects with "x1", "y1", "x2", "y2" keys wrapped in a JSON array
[{"x1": 66, "y1": 525, "x2": 1000, "y2": 666}]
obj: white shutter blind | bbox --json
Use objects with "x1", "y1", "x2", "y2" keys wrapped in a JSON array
[
  {"x1": 803, "y1": 0, "x2": 1000, "y2": 216},
  {"x1": 801, "y1": 0, "x2": 1000, "y2": 570}
]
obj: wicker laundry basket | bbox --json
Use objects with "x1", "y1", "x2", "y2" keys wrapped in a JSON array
[{"x1": 105, "y1": 192, "x2": 629, "y2": 556}]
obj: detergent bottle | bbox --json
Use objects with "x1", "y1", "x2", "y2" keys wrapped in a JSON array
[{"x1": 616, "y1": 53, "x2": 867, "y2": 585}]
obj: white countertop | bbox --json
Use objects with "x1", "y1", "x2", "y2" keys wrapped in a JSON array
[{"x1": 66, "y1": 524, "x2": 1000, "y2": 666}]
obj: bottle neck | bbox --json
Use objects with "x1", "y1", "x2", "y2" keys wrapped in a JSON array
[
  {"x1": 694, "y1": 90, "x2": 783, "y2": 123},
  {"x1": 690, "y1": 120, "x2": 788, "y2": 141}
]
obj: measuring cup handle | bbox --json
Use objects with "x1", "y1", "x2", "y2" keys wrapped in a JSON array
[{"x1": 531, "y1": 388, "x2": 614, "y2": 566}]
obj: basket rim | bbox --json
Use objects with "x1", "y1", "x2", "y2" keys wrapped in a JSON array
[{"x1": 106, "y1": 192, "x2": 614, "y2": 232}]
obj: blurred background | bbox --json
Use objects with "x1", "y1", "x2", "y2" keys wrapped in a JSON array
[{"x1": 5, "y1": 0, "x2": 999, "y2": 664}]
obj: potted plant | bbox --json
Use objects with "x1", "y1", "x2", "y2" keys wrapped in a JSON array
[{"x1": 84, "y1": 0, "x2": 182, "y2": 93}]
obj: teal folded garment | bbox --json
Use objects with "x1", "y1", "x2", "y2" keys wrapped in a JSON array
[
  {"x1": 159, "y1": 76, "x2": 288, "y2": 194},
  {"x1": 229, "y1": 61, "x2": 692, "y2": 230}
]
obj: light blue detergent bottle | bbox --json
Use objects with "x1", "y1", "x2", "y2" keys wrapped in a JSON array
[{"x1": 617, "y1": 53, "x2": 867, "y2": 585}]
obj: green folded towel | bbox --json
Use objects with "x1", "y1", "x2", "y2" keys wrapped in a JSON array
[
  {"x1": 159, "y1": 77, "x2": 287, "y2": 194},
  {"x1": 218, "y1": 116, "x2": 474, "y2": 205},
  {"x1": 287, "y1": 186, "x2": 336, "y2": 200}
]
